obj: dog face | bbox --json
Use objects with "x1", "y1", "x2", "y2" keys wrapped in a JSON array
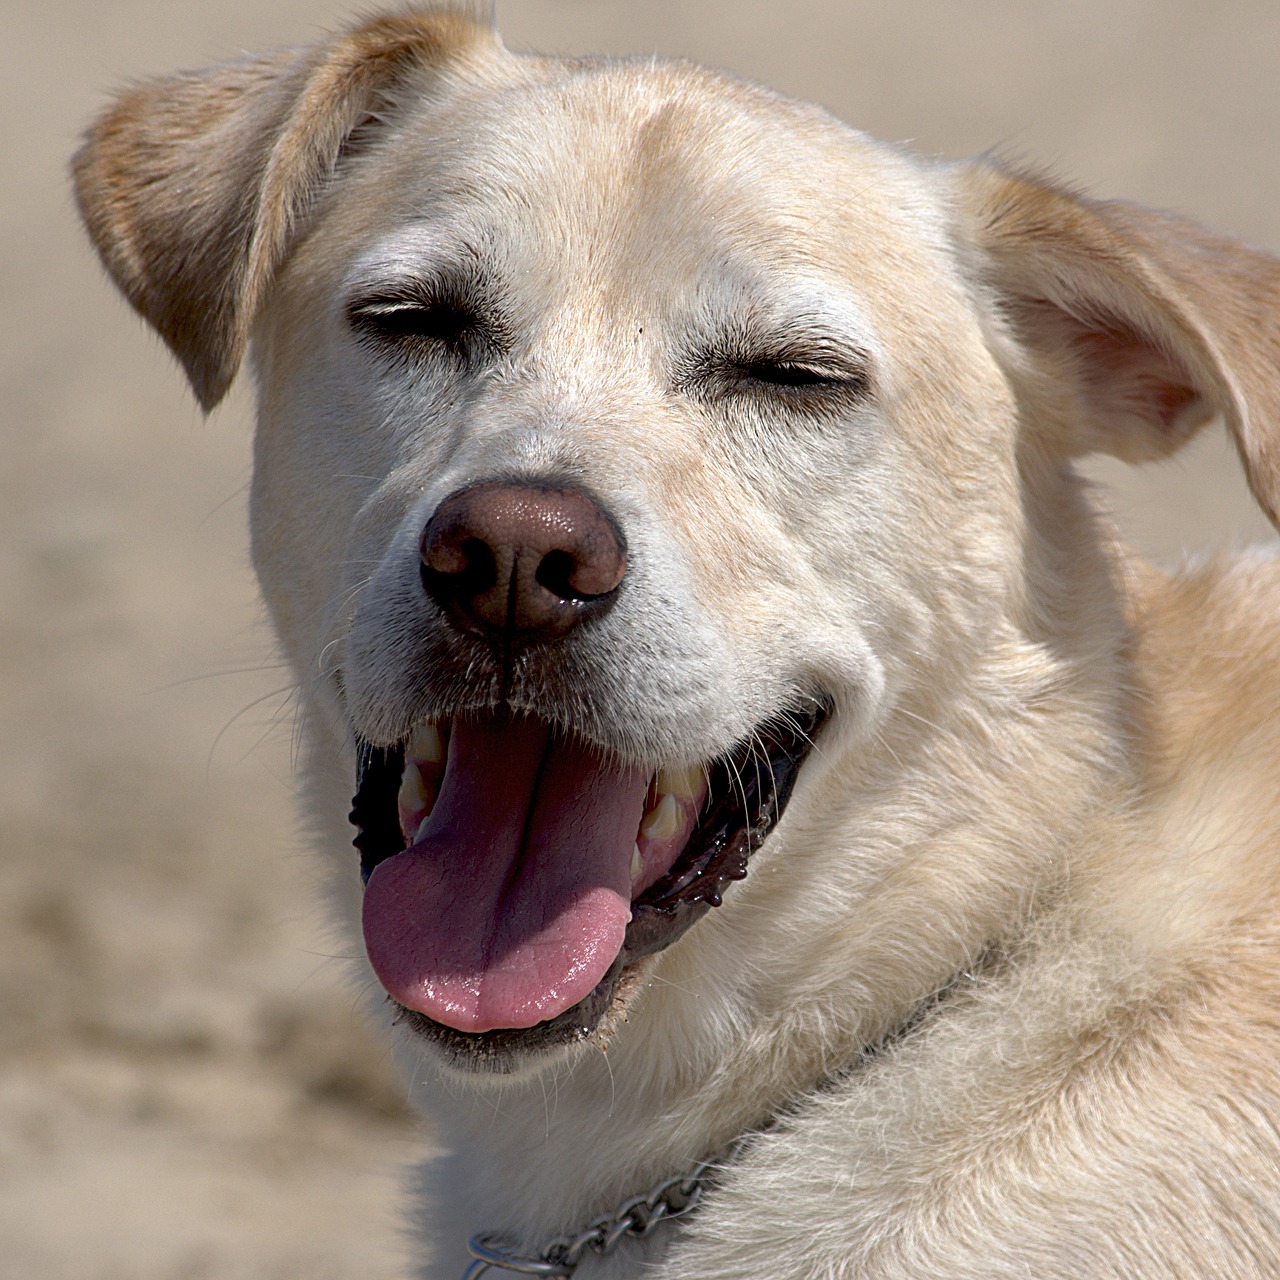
[
  {"x1": 249, "y1": 42, "x2": 1034, "y2": 1062},
  {"x1": 75, "y1": 10, "x2": 1280, "y2": 1076}
]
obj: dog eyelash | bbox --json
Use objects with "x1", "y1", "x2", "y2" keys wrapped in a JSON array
[
  {"x1": 681, "y1": 349, "x2": 871, "y2": 408},
  {"x1": 735, "y1": 359, "x2": 864, "y2": 392},
  {"x1": 346, "y1": 291, "x2": 491, "y2": 361}
]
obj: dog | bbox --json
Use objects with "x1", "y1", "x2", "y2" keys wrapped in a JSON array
[{"x1": 74, "y1": 7, "x2": 1280, "y2": 1276}]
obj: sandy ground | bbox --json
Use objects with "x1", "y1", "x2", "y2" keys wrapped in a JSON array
[{"x1": 4, "y1": 2, "x2": 1277, "y2": 1276}]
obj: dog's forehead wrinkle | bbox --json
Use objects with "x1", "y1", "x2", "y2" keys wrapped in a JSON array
[
  {"x1": 342, "y1": 224, "x2": 492, "y2": 293},
  {"x1": 380, "y1": 53, "x2": 942, "y2": 258}
]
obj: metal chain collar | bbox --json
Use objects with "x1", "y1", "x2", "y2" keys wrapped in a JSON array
[{"x1": 460, "y1": 1133, "x2": 757, "y2": 1278}]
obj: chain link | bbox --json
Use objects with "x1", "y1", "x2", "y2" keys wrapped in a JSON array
[{"x1": 461, "y1": 1134, "x2": 754, "y2": 1278}]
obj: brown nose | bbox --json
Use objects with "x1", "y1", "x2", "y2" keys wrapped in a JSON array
[{"x1": 420, "y1": 482, "x2": 627, "y2": 643}]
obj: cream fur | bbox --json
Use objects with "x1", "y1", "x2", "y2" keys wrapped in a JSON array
[{"x1": 74, "y1": 8, "x2": 1280, "y2": 1277}]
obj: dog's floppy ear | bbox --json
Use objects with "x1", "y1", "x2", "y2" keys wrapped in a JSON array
[
  {"x1": 959, "y1": 162, "x2": 1280, "y2": 528},
  {"x1": 73, "y1": 10, "x2": 491, "y2": 411}
]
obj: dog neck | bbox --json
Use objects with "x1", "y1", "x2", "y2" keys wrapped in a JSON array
[
  {"x1": 460, "y1": 1126, "x2": 764, "y2": 1278},
  {"x1": 412, "y1": 930, "x2": 1013, "y2": 1276}
]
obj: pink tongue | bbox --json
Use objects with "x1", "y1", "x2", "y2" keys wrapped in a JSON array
[{"x1": 361, "y1": 715, "x2": 650, "y2": 1033}]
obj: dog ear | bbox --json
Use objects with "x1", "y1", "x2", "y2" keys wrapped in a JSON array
[
  {"x1": 73, "y1": 10, "x2": 491, "y2": 411},
  {"x1": 959, "y1": 161, "x2": 1280, "y2": 528}
]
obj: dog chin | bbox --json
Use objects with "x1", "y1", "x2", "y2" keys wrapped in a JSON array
[{"x1": 388, "y1": 957, "x2": 656, "y2": 1079}]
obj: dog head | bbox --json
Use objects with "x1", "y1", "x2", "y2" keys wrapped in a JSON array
[{"x1": 75, "y1": 8, "x2": 1280, "y2": 1075}]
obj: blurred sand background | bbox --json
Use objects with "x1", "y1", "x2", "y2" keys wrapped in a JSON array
[{"x1": 4, "y1": 1, "x2": 1278, "y2": 1276}]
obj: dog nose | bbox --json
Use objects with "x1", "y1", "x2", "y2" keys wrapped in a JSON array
[{"x1": 420, "y1": 482, "x2": 627, "y2": 642}]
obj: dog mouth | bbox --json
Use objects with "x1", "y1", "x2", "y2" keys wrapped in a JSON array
[{"x1": 349, "y1": 700, "x2": 827, "y2": 1059}]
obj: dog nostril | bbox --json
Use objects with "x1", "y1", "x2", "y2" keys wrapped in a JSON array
[
  {"x1": 535, "y1": 549, "x2": 589, "y2": 602},
  {"x1": 423, "y1": 535, "x2": 497, "y2": 598}
]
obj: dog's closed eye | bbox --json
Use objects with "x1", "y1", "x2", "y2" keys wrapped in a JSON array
[
  {"x1": 734, "y1": 357, "x2": 865, "y2": 392},
  {"x1": 683, "y1": 347, "x2": 872, "y2": 414},
  {"x1": 346, "y1": 286, "x2": 495, "y2": 363}
]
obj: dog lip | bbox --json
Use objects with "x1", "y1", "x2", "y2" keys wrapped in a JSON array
[{"x1": 349, "y1": 697, "x2": 829, "y2": 1057}]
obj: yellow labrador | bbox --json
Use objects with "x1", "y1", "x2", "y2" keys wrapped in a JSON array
[{"x1": 75, "y1": 8, "x2": 1280, "y2": 1277}]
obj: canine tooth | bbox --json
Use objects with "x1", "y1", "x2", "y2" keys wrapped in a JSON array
[
  {"x1": 655, "y1": 764, "x2": 701, "y2": 799},
  {"x1": 398, "y1": 760, "x2": 430, "y2": 809},
  {"x1": 640, "y1": 793, "x2": 682, "y2": 843},
  {"x1": 631, "y1": 843, "x2": 643, "y2": 883},
  {"x1": 414, "y1": 814, "x2": 433, "y2": 843},
  {"x1": 408, "y1": 723, "x2": 444, "y2": 764}
]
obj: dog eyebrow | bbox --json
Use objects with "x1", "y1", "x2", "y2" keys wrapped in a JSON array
[
  {"x1": 343, "y1": 260, "x2": 489, "y2": 307},
  {"x1": 342, "y1": 226, "x2": 496, "y2": 300},
  {"x1": 690, "y1": 280, "x2": 878, "y2": 383}
]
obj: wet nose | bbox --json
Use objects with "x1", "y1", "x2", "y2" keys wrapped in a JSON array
[{"x1": 419, "y1": 481, "x2": 627, "y2": 643}]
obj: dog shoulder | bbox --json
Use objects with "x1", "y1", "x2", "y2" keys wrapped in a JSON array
[
  {"x1": 1107, "y1": 552, "x2": 1280, "y2": 937},
  {"x1": 657, "y1": 935, "x2": 1280, "y2": 1279},
  {"x1": 1130, "y1": 551, "x2": 1280, "y2": 773}
]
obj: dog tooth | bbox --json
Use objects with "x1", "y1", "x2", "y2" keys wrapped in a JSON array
[
  {"x1": 408, "y1": 722, "x2": 444, "y2": 764},
  {"x1": 655, "y1": 764, "x2": 701, "y2": 799},
  {"x1": 414, "y1": 814, "x2": 433, "y2": 843},
  {"x1": 631, "y1": 843, "x2": 643, "y2": 883},
  {"x1": 640, "y1": 793, "x2": 682, "y2": 843},
  {"x1": 398, "y1": 760, "x2": 430, "y2": 809}
]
